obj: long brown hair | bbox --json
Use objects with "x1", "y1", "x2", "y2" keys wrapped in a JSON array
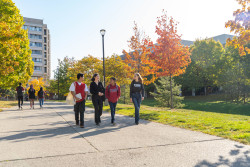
[{"x1": 134, "y1": 73, "x2": 143, "y2": 84}]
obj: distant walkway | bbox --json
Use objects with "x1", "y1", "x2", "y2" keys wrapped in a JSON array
[{"x1": 0, "y1": 102, "x2": 249, "y2": 167}]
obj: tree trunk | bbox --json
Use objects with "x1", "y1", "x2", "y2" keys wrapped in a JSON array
[
  {"x1": 124, "y1": 85, "x2": 126, "y2": 104},
  {"x1": 204, "y1": 86, "x2": 207, "y2": 96},
  {"x1": 170, "y1": 75, "x2": 173, "y2": 109}
]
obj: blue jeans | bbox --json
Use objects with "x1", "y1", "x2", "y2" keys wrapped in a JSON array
[
  {"x1": 132, "y1": 93, "x2": 142, "y2": 123},
  {"x1": 39, "y1": 98, "x2": 44, "y2": 107},
  {"x1": 109, "y1": 102, "x2": 117, "y2": 123}
]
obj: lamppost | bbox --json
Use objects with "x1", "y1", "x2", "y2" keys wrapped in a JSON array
[
  {"x1": 57, "y1": 66, "x2": 59, "y2": 100},
  {"x1": 100, "y1": 29, "x2": 106, "y2": 88}
]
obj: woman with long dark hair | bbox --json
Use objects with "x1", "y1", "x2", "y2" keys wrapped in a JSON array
[
  {"x1": 28, "y1": 84, "x2": 36, "y2": 109},
  {"x1": 90, "y1": 73, "x2": 105, "y2": 126},
  {"x1": 130, "y1": 73, "x2": 144, "y2": 125}
]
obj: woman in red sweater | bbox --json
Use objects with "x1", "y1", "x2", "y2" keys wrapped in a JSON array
[{"x1": 105, "y1": 77, "x2": 121, "y2": 125}]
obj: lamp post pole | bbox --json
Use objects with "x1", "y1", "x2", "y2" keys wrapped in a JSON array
[
  {"x1": 57, "y1": 67, "x2": 59, "y2": 100},
  {"x1": 100, "y1": 29, "x2": 106, "y2": 88}
]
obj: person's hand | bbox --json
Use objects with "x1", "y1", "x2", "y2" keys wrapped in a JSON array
[
  {"x1": 142, "y1": 97, "x2": 144, "y2": 101},
  {"x1": 130, "y1": 98, "x2": 132, "y2": 103},
  {"x1": 74, "y1": 97, "x2": 80, "y2": 101},
  {"x1": 98, "y1": 92, "x2": 102, "y2": 96}
]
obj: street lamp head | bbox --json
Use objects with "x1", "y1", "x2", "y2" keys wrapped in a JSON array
[{"x1": 100, "y1": 29, "x2": 106, "y2": 36}]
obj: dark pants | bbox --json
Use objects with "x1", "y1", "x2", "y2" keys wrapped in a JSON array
[
  {"x1": 92, "y1": 95, "x2": 103, "y2": 124},
  {"x1": 109, "y1": 102, "x2": 117, "y2": 123},
  {"x1": 132, "y1": 93, "x2": 142, "y2": 123},
  {"x1": 18, "y1": 96, "x2": 23, "y2": 108},
  {"x1": 74, "y1": 100, "x2": 85, "y2": 126}
]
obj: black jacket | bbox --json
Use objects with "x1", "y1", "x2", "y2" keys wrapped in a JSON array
[{"x1": 90, "y1": 81, "x2": 105, "y2": 100}]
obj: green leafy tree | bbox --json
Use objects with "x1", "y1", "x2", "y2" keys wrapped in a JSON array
[
  {"x1": 151, "y1": 76, "x2": 184, "y2": 108},
  {"x1": 175, "y1": 39, "x2": 225, "y2": 95},
  {"x1": 0, "y1": 0, "x2": 34, "y2": 89},
  {"x1": 52, "y1": 57, "x2": 74, "y2": 99},
  {"x1": 218, "y1": 43, "x2": 250, "y2": 103}
]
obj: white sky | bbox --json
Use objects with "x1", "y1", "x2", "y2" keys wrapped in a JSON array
[{"x1": 13, "y1": 0, "x2": 240, "y2": 78}]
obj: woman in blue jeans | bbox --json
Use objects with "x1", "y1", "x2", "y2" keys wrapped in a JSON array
[
  {"x1": 130, "y1": 73, "x2": 144, "y2": 125},
  {"x1": 38, "y1": 87, "x2": 45, "y2": 109}
]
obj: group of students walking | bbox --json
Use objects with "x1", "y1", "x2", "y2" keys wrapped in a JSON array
[
  {"x1": 70, "y1": 73, "x2": 144, "y2": 128},
  {"x1": 16, "y1": 83, "x2": 45, "y2": 110}
]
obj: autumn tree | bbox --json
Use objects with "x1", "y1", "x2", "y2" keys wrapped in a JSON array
[
  {"x1": 68, "y1": 55, "x2": 102, "y2": 86},
  {"x1": 100, "y1": 54, "x2": 132, "y2": 86},
  {"x1": 148, "y1": 11, "x2": 191, "y2": 109},
  {"x1": 123, "y1": 22, "x2": 157, "y2": 85},
  {"x1": 225, "y1": 0, "x2": 250, "y2": 56},
  {"x1": 0, "y1": 0, "x2": 34, "y2": 89}
]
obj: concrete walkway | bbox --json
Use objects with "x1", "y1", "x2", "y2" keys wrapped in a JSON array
[{"x1": 0, "y1": 101, "x2": 249, "y2": 167}]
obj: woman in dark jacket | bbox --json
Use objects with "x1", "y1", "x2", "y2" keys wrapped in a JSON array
[
  {"x1": 90, "y1": 73, "x2": 105, "y2": 126},
  {"x1": 130, "y1": 73, "x2": 144, "y2": 125},
  {"x1": 38, "y1": 87, "x2": 45, "y2": 109},
  {"x1": 28, "y1": 84, "x2": 36, "y2": 109}
]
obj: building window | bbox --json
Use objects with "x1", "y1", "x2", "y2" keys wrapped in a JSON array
[
  {"x1": 44, "y1": 29, "x2": 47, "y2": 35},
  {"x1": 29, "y1": 26, "x2": 42, "y2": 32},
  {"x1": 30, "y1": 42, "x2": 42, "y2": 47},
  {"x1": 23, "y1": 25, "x2": 28, "y2": 30},
  {"x1": 44, "y1": 52, "x2": 47, "y2": 58},
  {"x1": 34, "y1": 66, "x2": 42, "y2": 71},
  {"x1": 32, "y1": 58, "x2": 42, "y2": 62},
  {"x1": 44, "y1": 45, "x2": 47, "y2": 50},
  {"x1": 32, "y1": 50, "x2": 42, "y2": 55},
  {"x1": 44, "y1": 67, "x2": 47, "y2": 73},
  {"x1": 44, "y1": 60, "x2": 47, "y2": 65},
  {"x1": 30, "y1": 34, "x2": 42, "y2": 39},
  {"x1": 44, "y1": 37, "x2": 47, "y2": 43}
]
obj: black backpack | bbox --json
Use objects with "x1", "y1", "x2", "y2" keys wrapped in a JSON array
[
  {"x1": 38, "y1": 91, "x2": 44, "y2": 98},
  {"x1": 17, "y1": 86, "x2": 23, "y2": 96}
]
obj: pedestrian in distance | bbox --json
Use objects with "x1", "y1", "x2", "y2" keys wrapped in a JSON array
[
  {"x1": 28, "y1": 84, "x2": 36, "y2": 109},
  {"x1": 130, "y1": 73, "x2": 145, "y2": 125},
  {"x1": 90, "y1": 73, "x2": 105, "y2": 126},
  {"x1": 69, "y1": 73, "x2": 88, "y2": 128},
  {"x1": 38, "y1": 87, "x2": 45, "y2": 109},
  {"x1": 16, "y1": 83, "x2": 25, "y2": 110},
  {"x1": 105, "y1": 77, "x2": 121, "y2": 125}
]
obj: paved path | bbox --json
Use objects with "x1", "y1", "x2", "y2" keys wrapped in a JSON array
[{"x1": 0, "y1": 101, "x2": 249, "y2": 167}]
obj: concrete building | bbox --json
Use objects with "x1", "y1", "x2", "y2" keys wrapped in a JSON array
[{"x1": 23, "y1": 17, "x2": 51, "y2": 81}]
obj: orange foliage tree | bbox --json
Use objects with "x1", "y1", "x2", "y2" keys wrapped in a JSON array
[
  {"x1": 225, "y1": 0, "x2": 250, "y2": 56},
  {"x1": 148, "y1": 11, "x2": 191, "y2": 108},
  {"x1": 122, "y1": 22, "x2": 157, "y2": 85}
]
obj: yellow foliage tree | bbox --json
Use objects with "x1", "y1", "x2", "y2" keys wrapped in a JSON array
[
  {"x1": 27, "y1": 78, "x2": 45, "y2": 96},
  {"x1": 0, "y1": 0, "x2": 34, "y2": 88},
  {"x1": 68, "y1": 55, "x2": 102, "y2": 85}
]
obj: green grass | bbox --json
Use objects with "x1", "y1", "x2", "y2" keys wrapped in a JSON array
[
  {"x1": 0, "y1": 101, "x2": 17, "y2": 112},
  {"x1": 85, "y1": 96, "x2": 250, "y2": 145}
]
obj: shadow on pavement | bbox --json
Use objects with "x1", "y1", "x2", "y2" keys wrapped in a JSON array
[{"x1": 194, "y1": 144, "x2": 250, "y2": 167}]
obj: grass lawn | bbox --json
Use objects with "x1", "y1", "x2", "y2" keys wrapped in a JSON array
[
  {"x1": 85, "y1": 95, "x2": 250, "y2": 145},
  {"x1": 0, "y1": 101, "x2": 17, "y2": 112}
]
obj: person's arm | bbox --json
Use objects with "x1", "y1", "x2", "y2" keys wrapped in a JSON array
[
  {"x1": 84, "y1": 84, "x2": 88, "y2": 100},
  {"x1": 130, "y1": 81, "x2": 133, "y2": 102},
  {"x1": 105, "y1": 86, "x2": 109, "y2": 99},
  {"x1": 118, "y1": 86, "x2": 121, "y2": 99},
  {"x1": 141, "y1": 83, "x2": 145, "y2": 100},
  {"x1": 90, "y1": 82, "x2": 96, "y2": 95},
  {"x1": 100, "y1": 82, "x2": 105, "y2": 94},
  {"x1": 69, "y1": 83, "x2": 80, "y2": 101}
]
